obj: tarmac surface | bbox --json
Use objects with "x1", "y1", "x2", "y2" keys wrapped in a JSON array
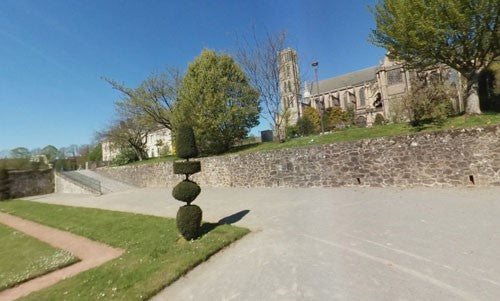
[{"x1": 26, "y1": 186, "x2": 500, "y2": 301}]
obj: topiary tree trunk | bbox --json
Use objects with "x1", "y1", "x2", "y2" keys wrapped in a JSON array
[
  {"x1": 0, "y1": 169, "x2": 11, "y2": 201},
  {"x1": 172, "y1": 125, "x2": 202, "y2": 240}
]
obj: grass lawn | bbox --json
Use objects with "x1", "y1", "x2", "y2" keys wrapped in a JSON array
[
  {"x1": 0, "y1": 223, "x2": 78, "y2": 291},
  {"x1": 229, "y1": 112, "x2": 500, "y2": 155},
  {"x1": 124, "y1": 112, "x2": 500, "y2": 166},
  {"x1": 0, "y1": 200, "x2": 249, "y2": 300}
]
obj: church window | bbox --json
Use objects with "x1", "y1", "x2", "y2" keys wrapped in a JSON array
[
  {"x1": 343, "y1": 92, "x2": 349, "y2": 109},
  {"x1": 287, "y1": 66, "x2": 291, "y2": 78},
  {"x1": 288, "y1": 81, "x2": 292, "y2": 92},
  {"x1": 358, "y1": 87, "x2": 366, "y2": 107},
  {"x1": 387, "y1": 69, "x2": 403, "y2": 85}
]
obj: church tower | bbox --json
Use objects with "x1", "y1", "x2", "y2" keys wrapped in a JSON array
[{"x1": 278, "y1": 48, "x2": 302, "y2": 126}]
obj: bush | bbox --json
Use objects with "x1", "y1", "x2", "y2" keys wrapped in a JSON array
[
  {"x1": 176, "y1": 205, "x2": 202, "y2": 240},
  {"x1": 175, "y1": 125, "x2": 199, "y2": 159},
  {"x1": 323, "y1": 107, "x2": 351, "y2": 130},
  {"x1": 0, "y1": 169, "x2": 10, "y2": 201},
  {"x1": 172, "y1": 180, "x2": 201, "y2": 204},
  {"x1": 172, "y1": 125, "x2": 203, "y2": 240},
  {"x1": 173, "y1": 161, "x2": 201, "y2": 175},
  {"x1": 401, "y1": 80, "x2": 453, "y2": 126},
  {"x1": 302, "y1": 107, "x2": 321, "y2": 133},
  {"x1": 111, "y1": 148, "x2": 137, "y2": 166},
  {"x1": 374, "y1": 113, "x2": 385, "y2": 125},
  {"x1": 285, "y1": 125, "x2": 299, "y2": 139},
  {"x1": 296, "y1": 116, "x2": 316, "y2": 136}
]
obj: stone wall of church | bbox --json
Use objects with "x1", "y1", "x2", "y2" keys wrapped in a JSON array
[{"x1": 96, "y1": 125, "x2": 500, "y2": 188}]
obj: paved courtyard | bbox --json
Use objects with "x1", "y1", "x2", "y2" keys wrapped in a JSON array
[{"x1": 26, "y1": 186, "x2": 500, "y2": 301}]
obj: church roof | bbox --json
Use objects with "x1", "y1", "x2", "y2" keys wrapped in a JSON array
[{"x1": 311, "y1": 66, "x2": 378, "y2": 94}]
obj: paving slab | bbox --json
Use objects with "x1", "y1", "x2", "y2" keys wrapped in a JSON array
[{"x1": 25, "y1": 186, "x2": 500, "y2": 300}]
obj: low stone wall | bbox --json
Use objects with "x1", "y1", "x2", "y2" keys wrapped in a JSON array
[
  {"x1": 96, "y1": 125, "x2": 500, "y2": 188},
  {"x1": 9, "y1": 169, "x2": 54, "y2": 198}
]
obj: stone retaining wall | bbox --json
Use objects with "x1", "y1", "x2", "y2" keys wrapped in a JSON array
[
  {"x1": 9, "y1": 169, "x2": 54, "y2": 198},
  {"x1": 96, "y1": 125, "x2": 500, "y2": 188}
]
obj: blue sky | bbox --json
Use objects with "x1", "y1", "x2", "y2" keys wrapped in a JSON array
[{"x1": 0, "y1": 0, "x2": 385, "y2": 152}]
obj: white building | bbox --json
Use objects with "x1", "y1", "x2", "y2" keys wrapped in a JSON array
[{"x1": 102, "y1": 127, "x2": 173, "y2": 162}]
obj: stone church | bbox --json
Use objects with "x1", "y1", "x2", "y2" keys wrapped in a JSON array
[{"x1": 278, "y1": 48, "x2": 463, "y2": 127}]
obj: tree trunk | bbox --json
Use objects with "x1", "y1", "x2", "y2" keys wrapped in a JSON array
[{"x1": 465, "y1": 71, "x2": 482, "y2": 115}]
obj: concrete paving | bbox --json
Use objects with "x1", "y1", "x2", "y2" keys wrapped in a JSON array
[
  {"x1": 25, "y1": 186, "x2": 500, "y2": 301},
  {"x1": 73, "y1": 170, "x2": 135, "y2": 193}
]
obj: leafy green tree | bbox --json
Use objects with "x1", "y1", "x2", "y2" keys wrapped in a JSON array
[
  {"x1": 174, "y1": 49, "x2": 260, "y2": 155},
  {"x1": 370, "y1": 0, "x2": 499, "y2": 114},
  {"x1": 10, "y1": 147, "x2": 30, "y2": 159},
  {"x1": 103, "y1": 67, "x2": 181, "y2": 130},
  {"x1": 302, "y1": 107, "x2": 321, "y2": 133},
  {"x1": 42, "y1": 145, "x2": 60, "y2": 162},
  {"x1": 87, "y1": 144, "x2": 102, "y2": 162}
]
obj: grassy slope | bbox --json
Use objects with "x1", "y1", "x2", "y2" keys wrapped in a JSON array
[
  {"x1": 127, "y1": 113, "x2": 500, "y2": 167},
  {"x1": 0, "y1": 223, "x2": 78, "y2": 291},
  {"x1": 0, "y1": 200, "x2": 249, "y2": 301}
]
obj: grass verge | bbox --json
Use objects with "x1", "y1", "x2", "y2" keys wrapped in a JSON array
[
  {"x1": 0, "y1": 223, "x2": 78, "y2": 291},
  {"x1": 229, "y1": 112, "x2": 500, "y2": 155},
  {"x1": 0, "y1": 200, "x2": 249, "y2": 300}
]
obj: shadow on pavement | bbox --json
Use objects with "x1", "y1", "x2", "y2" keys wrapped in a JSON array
[{"x1": 199, "y1": 209, "x2": 250, "y2": 237}]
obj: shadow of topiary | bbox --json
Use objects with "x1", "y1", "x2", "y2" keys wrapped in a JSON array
[{"x1": 198, "y1": 210, "x2": 250, "y2": 237}]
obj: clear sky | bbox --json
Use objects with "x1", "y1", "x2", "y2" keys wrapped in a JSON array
[{"x1": 0, "y1": 0, "x2": 385, "y2": 152}]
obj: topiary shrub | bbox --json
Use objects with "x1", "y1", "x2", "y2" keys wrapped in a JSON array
[
  {"x1": 176, "y1": 205, "x2": 203, "y2": 240},
  {"x1": 172, "y1": 180, "x2": 201, "y2": 204},
  {"x1": 0, "y1": 169, "x2": 10, "y2": 201},
  {"x1": 172, "y1": 125, "x2": 203, "y2": 240}
]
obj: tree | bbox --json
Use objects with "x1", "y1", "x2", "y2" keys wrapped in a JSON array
[
  {"x1": 370, "y1": 0, "x2": 499, "y2": 114},
  {"x1": 41, "y1": 145, "x2": 60, "y2": 162},
  {"x1": 174, "y1": 49, "x2": 260, "y2": 155},
  {"x1": 10, "y1": 147, "x2": 30, "y2": 159},
  {"x1": 302, "y1": 107, "x2": 321, "y2": 133},
  {"x1": 103, "y1": 66, "x2": 181, "y2": 130},
  {"x1": 99, "y1": 118, "x2": 151, "y2": 161},
  {"x1": 235, "y1": 29, "x2": 290, "y2": 141}
]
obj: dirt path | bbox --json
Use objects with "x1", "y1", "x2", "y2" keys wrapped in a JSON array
[{"x1": 0, "y1": 212, "x2": 123, "y2": 301}]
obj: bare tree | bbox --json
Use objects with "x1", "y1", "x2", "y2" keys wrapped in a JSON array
[
  {"x1": 99, "y1": 118, "x2": 152, "y2": 161},
  {"x1": 235, "y1": 29, "x2": 290, "y2": 141},
  {"x1": 102, "y1": 66, "x2": 181, "y2": 130}
]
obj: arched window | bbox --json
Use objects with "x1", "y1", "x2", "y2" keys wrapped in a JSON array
[
  {"x1": 359, "y1": 87, "x2": 366, "y2": 107},
  {"x1": 288, "y1": 81, "x2": 292, "y2": 92}
]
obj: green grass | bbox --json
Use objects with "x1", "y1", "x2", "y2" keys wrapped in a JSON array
[
  {"x1": 0, "y1": 200, "x2": 249, "y2": 300},
  {"x1": 123, "y1": 113, "x2": 500, "y2": 165},
  {"x1": 126, "y1": 155, "x2": 178, "y2": 166},
  {"x1": 228, "y1": 112, "x2": 500, "y2": 155},
  {"x1": 0, "y1": 223, "x2": 79, "y2": 291}
]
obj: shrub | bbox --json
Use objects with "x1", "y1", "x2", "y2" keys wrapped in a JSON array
[
  {"x1": 111, "y1": 148, "x2": 138, "y2": 166},
  {"x1": 172, "y1": 180, "x2": 201, "y2": 204},
  {"x1": 296, "y1": 116, "x2": 316, "y2": 136},
  {"x1": 302, "y1": 107, "x2": 321, "y2": 133},
  {"x1": 176, "y1": 205, "x2": 202, "y2": 240},
  {"x1": 285, "y1": 125, "x2": 299, "y2": 139},
  {"x1": 401, "y1": 80, "x2": 453, "y2": 126},
  {"x1": 0, "y1": 169, "x2": 10, "y2": 201},
  {"x1": 172, "y1": 125, "x2": 203, "y2": 240},
  {"x1": 173, "y1": 161, "x2": 201, "y2": 175},
  {"x1": 374, "y1": 113, "x2": 385, "y2": 125},
  {"x1": 175, "y1": 125, "x2": 199, "y2": 159},
  {"x1": 323, "y1": 107, "x2": 351, "y2": 130}
]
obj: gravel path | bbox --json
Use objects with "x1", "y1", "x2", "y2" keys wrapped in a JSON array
[{"x1": 0, "y1": 212, "x2": 123, "y2": 301}]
